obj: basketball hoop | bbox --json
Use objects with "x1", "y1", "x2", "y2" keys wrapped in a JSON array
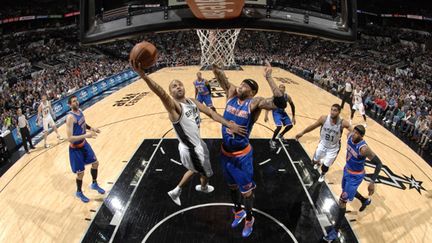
[{"x1": 196, "y1": 29, "x2": 241, "y2": 68}]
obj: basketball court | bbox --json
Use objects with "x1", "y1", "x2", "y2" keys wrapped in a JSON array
[{"x1": 0, "y1": 66, "x2": 431, "y2": 242}]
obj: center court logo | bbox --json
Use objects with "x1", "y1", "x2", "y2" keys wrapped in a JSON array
[
  {"x1": 113, "y1": 92, "x2": 149, "y2": 107},
  {"x1": 209, "y1": 78, "x2": 226, "y2": 98},
  {"x1": 186, "y1": 0, "x2": 245, "y2": 19},
  {"x1": 275, "y1": 77, "x2": 299, "y2": 85}
]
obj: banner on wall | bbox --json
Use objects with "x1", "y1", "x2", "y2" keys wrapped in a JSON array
[{"x1": 11, "y1": 70, "x2": 137, "y2": 146}]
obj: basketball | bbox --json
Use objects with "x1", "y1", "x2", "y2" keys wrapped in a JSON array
[{"x1": 129, "y1": 41, "x2": 158, "y2": 69}]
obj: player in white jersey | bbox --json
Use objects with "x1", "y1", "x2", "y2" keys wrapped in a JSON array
[
  {"x1": 350, "y1": 87, "x2": 367, "y2": 127},
  {"x1": 131, "y1": 61, "x2": 246, "y2": 206},
  {"x1": 296, "y1": 104, "x2": 352, "y2": 182},
  {"x1": 37, "y1": 95, "x2": 63, "y2": 148}
]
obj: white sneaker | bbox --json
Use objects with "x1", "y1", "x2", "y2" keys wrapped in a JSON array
[
  {"x1": 44, "y1": 144, "x2": 50, "y2": 148},
  {"x1": 195, "y1": 184, "x2": 215, "y2": 193},
  {"x1": 168, "y1": 190, "x2": 181, "y2": 206},
  {"x1": 313, "y1": 163, "x2": 320, "y2": 170},
  {"x1": 318, "y1": 174, "x2": 325, "y2": 182},
  {"x1": 364, "y1": 123, "x2": 368, "y2": 128},
  {"x1": 57, "y1": 135, "x2": 64, "y2": 140}
]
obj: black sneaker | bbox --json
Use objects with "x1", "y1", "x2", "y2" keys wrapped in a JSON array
[{"x1": 359, "y1": 198, "x2": 371, "y2": 212}]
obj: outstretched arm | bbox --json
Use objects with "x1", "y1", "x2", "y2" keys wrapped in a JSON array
[
  {"x1": 295, "y1": 115, "x2": 326, "y2": 140},
  {"x1": 252, "y1": 97, "x2": 276, "y2": 111},
  {"x1": 287, "y1": 95, "x2": 296, "y2": 124},
  {"x1": 264, "y1": 61, "x2": 283, "y2": 97},
  {"x1": 342, "y1": 119, "x2": 353, "y2": 133},
  {"x1": 131, "y1": 61, "x2": 180, "y2": 120},
  {"x1": 191, "y1": 99, "x2": 247, "y2": 136},
  {"x1": 212, "y1": 64, "x2": 236, "y2": 99},
  {"x1": 360, "y1": 145, "x2": 383, "y2": 195}
]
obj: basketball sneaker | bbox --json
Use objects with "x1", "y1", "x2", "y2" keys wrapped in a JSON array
[
  {"x1": 168, "y1": 189, "x2": 181, "y2": 206},
  {"x1": 318, "y1": 174, "x2": 326, "y2": 183},
  {"x1": 242, "y1": 216, "x2": 255, "y2": 238},
  {"x1": 277, "y1": 134, "x2": 287, "y2": 143},
  {"x1": 323, "y1": 228, "x2": 338, "y2": 242},
  {"x1": 90, "y1": 182, "x2": 105, "y2": 194},
  {"x1": 195, "y1": 184, "x2": 214, "y2": 193},
  {"x1": 359, "y1": 198, "x2": 371, "y2": 212},
  {"x1": 231, "y1": 209, "x2": 246, "y2": 228},
  {"x1": 313, "y1": 163, "x2": 320, "y2": 170},
  {"x1": 76, "y1": 191, "x2": 89, "y2": 203}
]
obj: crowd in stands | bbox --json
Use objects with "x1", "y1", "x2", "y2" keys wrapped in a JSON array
[
  {"x1": 95, "y1": 28, "x2": 432, "y2": 153},
  {"x1": 0, "y1": 27, "x2": 128, "y2": 131},
  {"x1": 0, "y1": 24, "x2": 430, "y2": 154}
]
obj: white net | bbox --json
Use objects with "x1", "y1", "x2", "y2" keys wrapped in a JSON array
[{"x1": 196, "y1": 29, "x2": 241, "y2": 68}]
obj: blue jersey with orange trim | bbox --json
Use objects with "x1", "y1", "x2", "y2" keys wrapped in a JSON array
[
  {"x1": 222, "y1": 96, "x2": 254, "y2": 151},
  {"x1": 194, "y1": 79, "x2": 210, "y2": 96},
  {"x1": 346, "y1": 134, "x2": 367, "y2": 172},
  {"x1": 69, "y1": 110, "x2": 86, "y2": 145}
]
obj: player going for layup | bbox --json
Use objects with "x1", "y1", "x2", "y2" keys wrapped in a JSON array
[
  {"x1": 212, "y1": 61, "x2": 286, "y2": 238},
  {"x1": 350, "y1": 86, "x2": 367, "y2": 127},
  {"x1": 324, "y1": 125, "x2": 382, "y2": 241},
  {"x1": 131, "y1": 61, "x2": 246, "y2": 206},
  {"x1": 66, "y1": 95, "x2": 105, "y2": 203},
  {"x1": 194, "y1": 72, "x2": 216, "y2": 112},
  {"x1": 264, "y1": 84, "x2": 296, "y2": 148},
  {"x1": 296, "y1": 104, "x2": 352, "y2": 182},
  {"x1": 38, "y1": 95, "x2": 63, "y2": 148}
]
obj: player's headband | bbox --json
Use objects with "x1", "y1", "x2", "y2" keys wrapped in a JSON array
[
  {"x1": 354, "y1": 125, "x2": 366, "y2": 137},
  {"x1": 243, "y1": 79, "x2": 259, "y2": 93}
]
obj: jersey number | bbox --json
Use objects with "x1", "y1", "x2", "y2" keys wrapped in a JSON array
[{"x1": 325, "y1": 134, "x2": 335, "y2": 142}]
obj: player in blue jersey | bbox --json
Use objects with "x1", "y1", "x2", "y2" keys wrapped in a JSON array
[
  {"x1": 264, "y1": 84, "x2": 296, "y2": 148},
  {"x1": 194, "y1": 72, "x2": 216, "y2": 111},
  {"x1": 66, "y1": 95, "x2": 105, "y2": 203},
  {"x1": 324, "y1": 125, "x2": 383, "y2": 241},
  {"x1": 212, "y1": 61, "x2": 287, "y2": 238}
]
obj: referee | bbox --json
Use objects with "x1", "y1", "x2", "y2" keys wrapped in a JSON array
[
  {"x1": 340, "y1": 78, "x2": 353, "y2": 109},
  {"x1": 17, "y1": 108, "x2": 35, "y2": 153}
]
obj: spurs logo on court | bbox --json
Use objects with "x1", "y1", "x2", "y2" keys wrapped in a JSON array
[
  {"x1": 275, "y1": 77, "x2": 299, "y2": 85},
  {"x1": 364, "y1": 162, "x2": 426, "y2": 194},
  {"x1": 113, "y1": 92, "x2": 149, "y2": 107}
]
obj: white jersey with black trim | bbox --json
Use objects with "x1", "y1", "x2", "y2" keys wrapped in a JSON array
[
  {"x1": 172, "y1": 99, "x2": 202, "y2": 148},
  {"x1": 41, "y1": 101, "x2": 52, "y2": 118},
  {"x1": 353, "y1": 89, "x2": 363, "y2": 105},
  {"x1": 319, "y1": 115, "x2": 343, "y2": 149}
]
